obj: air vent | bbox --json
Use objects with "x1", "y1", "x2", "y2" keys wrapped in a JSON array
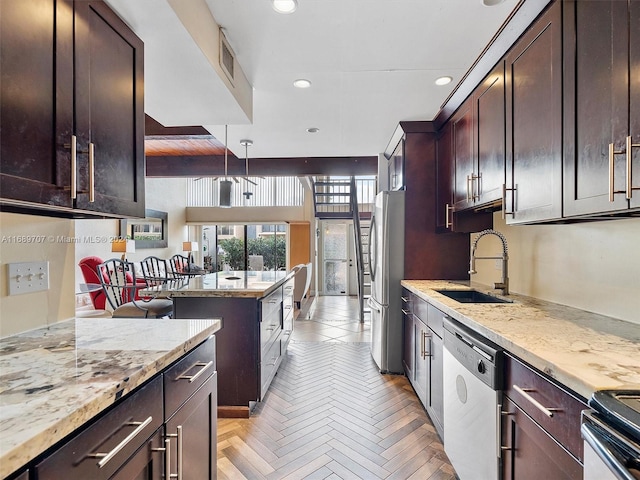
[{"x1": 219, "y1": 29, "x2": 235, "y2": 83}]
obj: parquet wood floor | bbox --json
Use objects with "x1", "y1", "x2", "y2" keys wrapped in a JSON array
[{"x1": 217, "y1": 296, "x2": 456, "y2": 480}]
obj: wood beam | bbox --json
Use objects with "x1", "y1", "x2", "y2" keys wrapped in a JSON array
[{"x1": 145, "y1": 155, "x2": 378, "y2": 177}]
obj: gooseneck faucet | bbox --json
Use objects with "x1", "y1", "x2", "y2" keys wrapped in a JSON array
[{"x1": 469, "y1": 229, "x2": 509, "y2": 295}]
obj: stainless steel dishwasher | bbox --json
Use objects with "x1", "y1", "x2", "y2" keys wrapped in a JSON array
[{"x1": 443, "y1": 316, "x2": 504, "y2": 480}]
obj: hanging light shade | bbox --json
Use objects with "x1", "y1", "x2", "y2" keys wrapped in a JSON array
[
  {"x1": 220, "y1": 180, "x2": 233, "y2": 207},
  {"x1": 220, "y1": 125, "x2": 232, "y2": 207}
]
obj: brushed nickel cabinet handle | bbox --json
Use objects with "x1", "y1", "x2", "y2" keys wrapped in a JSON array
[
  {"x1": 164, "y1": 437, "x2": 171, "y2": 480},
  {"x1": 512, "y1": 385, "x2": 561, "y2": 417},
  {"x1": 466, "y1": 175, "x2": 472, "y2": 201},
  {"x1": 626, "y1": 135, "x2": 640, "y2": 199},
  {"x1": 71, "y1": 135, "x2": 77, "y2": 199},
  {"x1": 502, "y1": 184, "x2": 516, "y2": 218},
  {"x1": 177, "y1": 425, "x2": 183, "y2": 480},
  {"x1": 88, "y1": 142, "x2": 95, "y2": 202},
  {"x1": 177, "y1": 361, "x2": 213, "y2": 383},
  {"x1": 609, "y1": 142, "x2": 625, "y2": 202},
  {"x1": 91, "y1": 416, "x2": 153, "y2": 467},
  {"x1": 423, "y1": 333, "x2": 432, "y2": 358},
  {"x1": 445, "y1": 203, "x2": 453, "y2": 228}
]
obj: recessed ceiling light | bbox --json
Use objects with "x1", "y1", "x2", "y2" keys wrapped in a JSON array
[
  {"x1": 272, "y1": 0, "x2": 297, "y2": 14},
  {"x1": 293, "y1": 79, "x2": 312, "y2": 89},
  {"x1": 483, "y1": 0, "x2": 506, "y2": 5},
  {"x1": 435, "y1": 76, "x2": 453, "y2": 86},
  {"x1": 306, "y1": 127, "x2": 319, "y2": 133}
]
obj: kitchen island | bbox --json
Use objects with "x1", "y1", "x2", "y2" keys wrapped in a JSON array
[
  {"x1": 160, "y1": 270, "x2": 296, "y2": 416},
  {"x1": 0, "y1": 316, "x2": 221, "y2": 479}
]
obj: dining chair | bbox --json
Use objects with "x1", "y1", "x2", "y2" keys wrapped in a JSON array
[
  {"x1": 96, "y1": 258, "x2": 173, "y2": 318},
  {"x1": 169, "y1": 254, "x2": 190, "y2": 276}
]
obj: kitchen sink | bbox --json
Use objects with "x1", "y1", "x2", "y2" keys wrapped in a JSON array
[{"x1": 435, "y1": 289, "x2": 512, "y2": 304}]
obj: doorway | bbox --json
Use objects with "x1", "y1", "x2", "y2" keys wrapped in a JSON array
[{"x1": 322, "y1": 222, "x2": 348, "y2": 295}]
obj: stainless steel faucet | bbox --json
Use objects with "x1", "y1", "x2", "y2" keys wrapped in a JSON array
[{"x1": 469, "y1": 229, "x2": 509, "y2": 295}]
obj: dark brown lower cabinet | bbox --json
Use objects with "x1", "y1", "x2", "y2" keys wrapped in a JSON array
[
  {"x1": 36, "y1": 376, "x2": 164, "y2": 480},
  {"x1": 32, "y1": 337, "x2": 217, "y2": 480},
  {"x1": 501, "y1": 352, "x2": 586, "y2": 480},
  {"x1": 501, "y1": 396, "x2": 582, "y2": 480},
  {"x1": 164, "y1": 373, "x2": 217, "y2": 480},
  {"x1": 110, "y1": 430, "x2": 163, "y2": 480}
]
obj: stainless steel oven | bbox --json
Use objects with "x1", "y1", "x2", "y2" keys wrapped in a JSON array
[{"x1": 582, "y1": 390, "x2": 640, "y2": 480}]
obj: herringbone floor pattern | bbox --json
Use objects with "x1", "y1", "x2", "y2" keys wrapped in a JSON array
[{"x1": 217, "y1": 296, "x2": 456, "y2": 480}]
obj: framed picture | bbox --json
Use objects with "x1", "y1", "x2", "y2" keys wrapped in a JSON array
[{"x1": 120, "y1": 209, "x2": 168, "y2": 249}]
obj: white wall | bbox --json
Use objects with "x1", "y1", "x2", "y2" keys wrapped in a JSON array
[
  {"x1": 471, "y1": 213, "x2": 640, "y2": 324},
  {"x1": 0, "y1": 213, "x2": 76, "y2": 337}
]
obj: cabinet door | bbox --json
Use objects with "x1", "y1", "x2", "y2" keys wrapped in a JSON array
[
  {"x1": 563, "y1": 0, "x2": 633, "y2": 215},
  {"x1": 0, "y1": 0, "x2": 74, "y2": 209},
  {"x1": 413, "y1": 316, "x2": 429, "y2": 406},
  {"x1": 452, "y1": 99, "x2": 475, "y2": 210},
  {"x1": 427, "y1": 330, "x2": 444, "y2": 438},
  {"x1": 505, "y1": 1, "x2": 562, "y2": 223},
  {"x1": 436, "y1": 123, "x2": 454, "y2": 230},
  {"x1": 475, "y1": 62, "x2": 506, "y2": 207},
  {"x1": 631, "y1": 0, "x2": 640, "y2": 209},
  {"x1": 111, "y1": 429, "x2": 163, "y2": 480},
  {"x1": 402, "y1": 296, "x2": 416, "y2": 382},
  {"x1": 165, "y1": 373, "x2": 217, "y2": 480},
  {"x1": 501, "y1": 396, "x2": 582, "y2": 480},
  {"x1": 74, "y1": 1, "x2": 145, "y2": 217}
]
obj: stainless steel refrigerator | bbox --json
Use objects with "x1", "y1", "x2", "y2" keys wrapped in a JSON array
[{"x1": 368, "y1": 190, "x2": 405, "y2": 373}]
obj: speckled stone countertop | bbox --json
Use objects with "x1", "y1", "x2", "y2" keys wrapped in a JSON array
[
  {"x1": 402, "y1": 280, "x2": 640, "y2": 400},
  {"x1": 159, "y1": 270, "x2": 293, "y2": 298},
  {"x1": 0, "y1": 317, "x2": 222, "y2": 478}
]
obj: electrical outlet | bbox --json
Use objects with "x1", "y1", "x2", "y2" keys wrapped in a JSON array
[
  {"x1": 495, "y1": 259, "x2": 502, "y2": 270},
  {"x1": 8, "y1": 261, "x2": 49, "y2": 295}
]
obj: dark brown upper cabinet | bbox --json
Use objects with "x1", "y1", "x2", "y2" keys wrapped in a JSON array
[
  {"x1": 451, "y1": 99, "x2": 475, "y2": 211},
  {"x1": 451, "y1": 63, "x2": 506, "y2": 213},
  {"x1": 563, "y1": 0, "x2": 640, "y2": 216},
  {"x1": 504, "y1": 1, "x2": 563, "y2": 224},
  {"x1": 0, "y1": 0, "x2": 145, "y2": 218}
]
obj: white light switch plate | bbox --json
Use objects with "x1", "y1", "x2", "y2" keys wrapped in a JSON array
[{"x1": 8, "y1": 261, "x2": 50, "y2": 295}]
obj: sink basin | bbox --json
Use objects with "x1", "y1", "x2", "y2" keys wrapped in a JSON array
[{"x1": 435, "y1": 289, "x2": 512, "y2": 304}]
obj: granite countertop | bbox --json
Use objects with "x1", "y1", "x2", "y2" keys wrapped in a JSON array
[
  {"x1": 0, "y1": 317, "x2": 222, "y2": 478},
  {"x1": 402, "y1": 280, "x2": 640, "y2": 400},
  {"x1": 161, "y1": 270, "x2": 293, "y2": 298}
]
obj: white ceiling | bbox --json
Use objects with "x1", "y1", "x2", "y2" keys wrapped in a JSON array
[{"x1": 106, "y1": 0, "x2": 519, "y2": 159}]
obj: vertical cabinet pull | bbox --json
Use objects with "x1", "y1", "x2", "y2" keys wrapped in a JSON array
[
  {"x1": 70, "y1": 135, "x2": 77, "y2": 199},
  {"x1": 88, "y1": 142, "x2": 95, "y2": 202},
  {"x1": 445, "y1": 203, "x2": 453, "y2": 228},
  {"x1": 423, "y1": 332, "x2": 432, "y2": 358},
  {"x1": 609, "y1": 136, "x2": 639, "y2": 202},
  {"x1": 626, "y1": 135, "x2": 639, "y2": 200},
  {"x1": 502, "y1": 184, "x2": 516, "y2": 219}
]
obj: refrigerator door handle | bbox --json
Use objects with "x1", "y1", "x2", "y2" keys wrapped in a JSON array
[
  {"x1": 369, "y1": 213, "x2": 377, "y2": 283},
  {"x1": 367, "y1": 297, "x2": 381, "y2": 313}
]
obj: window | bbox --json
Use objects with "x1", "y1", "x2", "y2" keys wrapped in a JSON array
[{"x1": 203, "y1": 223, "x2": 287, "y2": 272}]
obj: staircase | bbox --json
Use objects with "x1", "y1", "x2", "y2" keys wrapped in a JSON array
[{"x1": 312, "y1": 176, "x2": 374, "y2": 323}]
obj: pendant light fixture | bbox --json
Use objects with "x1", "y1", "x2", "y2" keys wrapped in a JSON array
[
  {"x1": 219, "y1": 125, "x2": 232, "y2": 207},
  {"x1": 240, "y1": 139, "x2": 254, "y2": 200}
]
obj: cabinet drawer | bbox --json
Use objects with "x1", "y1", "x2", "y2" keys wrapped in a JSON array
[
  {"x1": 260, "y1": 306, "x2": 282, "y2": 348},
  {"x1": 261, "y1": 335, "x2": 281, "y2": 397},
  {"x1": 413, "y1": 295, "x2": 429, "y2": 323},
  {"x1": 504, "y1": 353, "x2": 587, "y2": 461},
  {"x1": 261, "y1": 286, "x2": 282, "y2": 320},
  {"x1": 282, "y1": 278, "x2": 295, "y2": 300},
  {"x1": 401, "y1": 289, "x2": 412, "y2": 314},
  {"x1": 427, "y1": 303, "x2": 445, "y2": 338},
  {"x1": 36, "y1": 376, "x2": 163, "y2": 480},
  {"x1": 164, "y1": 336, "x2": 216, "y2": 420}
]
